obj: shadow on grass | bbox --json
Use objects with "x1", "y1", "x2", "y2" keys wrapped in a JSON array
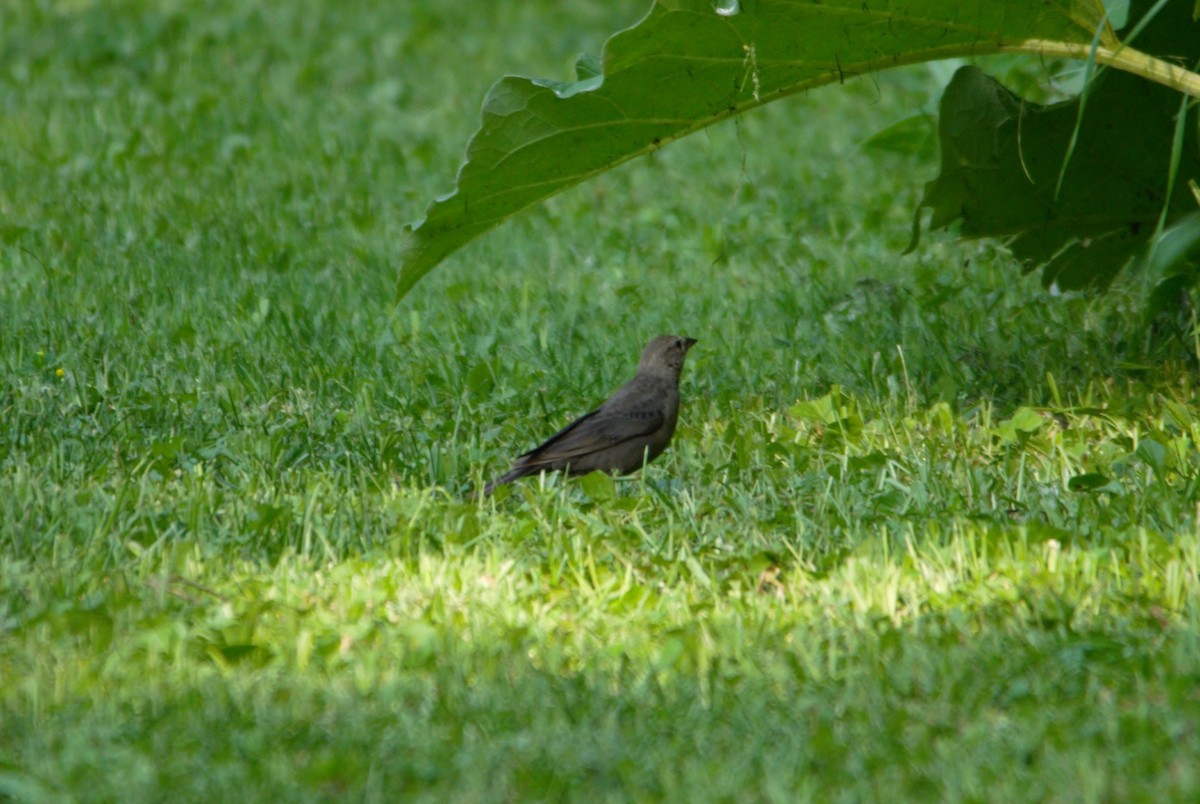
[{"x1": 2, "y1": 609, "x2": 1193, "y2": 800}]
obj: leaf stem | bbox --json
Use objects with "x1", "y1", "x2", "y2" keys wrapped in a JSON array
[{"x1": 1009, "y1": 41, "x2": 1200, "y2": 98}]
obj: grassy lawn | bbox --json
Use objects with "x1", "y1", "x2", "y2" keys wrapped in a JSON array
[{"x1": 4, "y1": 0, "x2": 1200, "y2": 800}]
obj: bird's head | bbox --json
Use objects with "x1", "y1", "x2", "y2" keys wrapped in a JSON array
[{"x1": 638, "y1": 335, "x2": 697, "y2": 380}]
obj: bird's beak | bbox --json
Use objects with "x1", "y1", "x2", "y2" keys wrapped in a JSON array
[{"x1": 683, "y1": 337, "x2": 698, "y2": 350}]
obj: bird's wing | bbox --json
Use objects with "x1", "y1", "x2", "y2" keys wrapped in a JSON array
[{"x1": 515, "y1": 395, "x2": 665, "y2": 468}]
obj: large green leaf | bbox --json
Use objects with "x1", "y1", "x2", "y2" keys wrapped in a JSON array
[
  {"x1": 398, "y1": 0, "x2": 1118, "y2": 298},
  {"x1": 912, "y1": 0, "x2": 1200, "y2": 290}
]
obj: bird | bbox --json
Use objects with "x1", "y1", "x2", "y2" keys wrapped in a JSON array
[{"x1": 481, "y1": 335, "x2": 697, "y2": 496}]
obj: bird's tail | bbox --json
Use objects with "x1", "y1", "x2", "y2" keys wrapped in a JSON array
[{"x1": 479, "y1": 465, "x2": 534, "y2": 497}]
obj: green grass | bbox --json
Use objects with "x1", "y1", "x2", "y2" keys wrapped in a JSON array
[{"x1": 3, "y1": 0, "x2": 1200, "y2": 800}]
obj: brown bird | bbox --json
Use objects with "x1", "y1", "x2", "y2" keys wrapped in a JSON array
[{"x1": 482, "y1": 335, "x2": 697, "y2": 495}]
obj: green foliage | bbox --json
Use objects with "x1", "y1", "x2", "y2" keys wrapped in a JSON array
[
  {"x1": 912, "y1": 0, "x2": 1200, "y2": 291},
  {"x1": 400, "y1": 0, "x2": 1200, "y2": 297},
  {"x1": 399, "y1": 0, "x2": 1112, "y2": 297},
  {"x1": 4, "y1": 0, "x2": 1200, "y2": 799}
]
